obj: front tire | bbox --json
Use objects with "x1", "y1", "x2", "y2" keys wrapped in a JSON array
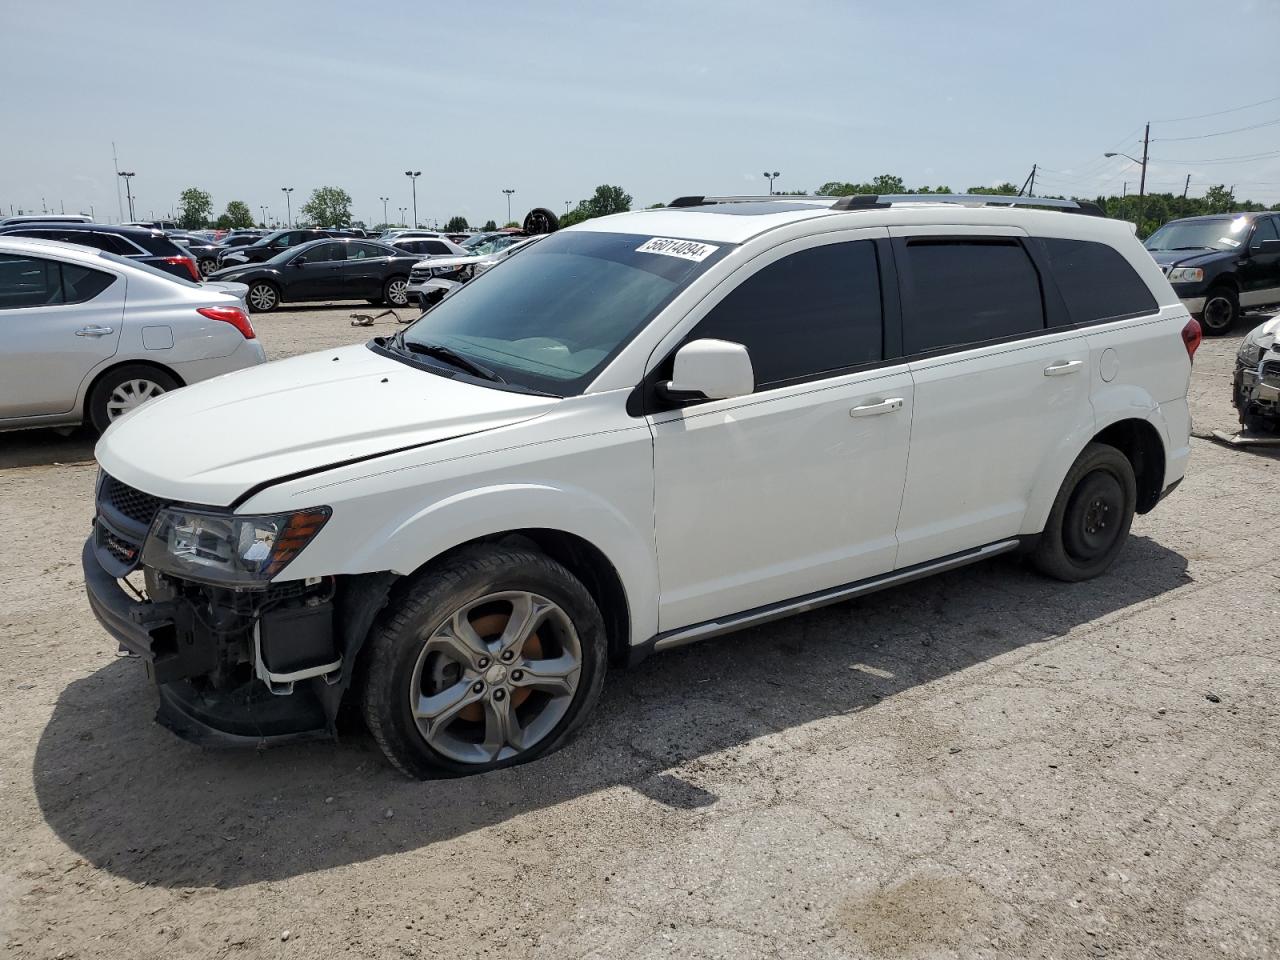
[
  {"x1": 1200, "y1": 286, "x2": 1239, "y2": 335},
  {"x1": 87, "y1": 364, "x2": 179, "y2": 433},
  {"x1": 1031, "y1": 442, "x2": 1137, "y2": 582},
  {"x1": 361, "y1": 545, "x2": 608, "y2": 778},
  {"x1": 246, "y1": 281, "x2": 280, "y2": 313},
  {"x1": 198, "y1": 257, "x2": 217, "y2": 277}
]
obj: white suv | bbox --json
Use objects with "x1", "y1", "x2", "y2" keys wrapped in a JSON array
[{"x1": 83, "y1": 194, "x2": 1198, "y2": 777}]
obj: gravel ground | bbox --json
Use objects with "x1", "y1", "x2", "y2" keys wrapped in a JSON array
[{"x1": 0, "y1": 304, "x2": 1277, "y2": 960}]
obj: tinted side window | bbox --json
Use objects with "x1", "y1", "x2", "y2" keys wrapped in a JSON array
[
  {"x1": 1251, "y1": 217, "x2": 1279, "y2": 248},
  {"x1": 0, "y1": 254, "x2": 62, "y2": 307},
  {"x1": 899, "y1": 239, "x2": 1044, "y2": 354},
  {"x1": 689, "y1": 240, "x2": 883, "y2": 387},
  {"x1": 350, "y1": 242, "x2": 388, "y2": 259},
  {"x1": 304, "y1": 242, "x2": 345, "y2": 262},
  {"x1": 61, "y1": 264, "x2": 116, "y2": 302},
  {"x1": 1036, "y1": 237, "x2": 1158, "y2": 325},
  {"x1": 423, "y1": 240, "x2": 451, "y2": 255}
]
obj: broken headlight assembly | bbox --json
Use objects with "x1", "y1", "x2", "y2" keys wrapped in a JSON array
[
  {"x1": 1237, "y1": 327, "x2": 1272, "y2": 367},
  {"x1": 141, "y1": 507, "x2": 331, "y2": 588}
]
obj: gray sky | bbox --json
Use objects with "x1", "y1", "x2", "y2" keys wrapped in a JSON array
[{"x1": 4, "y1": 0, "x2": 1280, "y2": 226}]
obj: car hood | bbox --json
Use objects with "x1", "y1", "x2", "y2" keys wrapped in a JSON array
[
  {"x1": 414, "y1": 253, "x2": 486, "y2": 270},
  {"x1": 95, "y1": 343, "x2": 559, "y2": 506},
  {"x1": 1146, "y1": 248, "x2": 1226, "y2": 269}
]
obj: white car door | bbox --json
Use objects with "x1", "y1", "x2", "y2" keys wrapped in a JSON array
[
  {"x1": 0, "y1": 251, "x2": 125, "y2": 420},
  {"x1": 889, "y1": 228, "x2": 1092, "y2": 569},
  {"x1": 649, "y1": 231, "x2": 914, "y2": 632}
]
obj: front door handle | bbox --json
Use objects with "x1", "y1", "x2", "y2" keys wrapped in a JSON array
[
  {"x1": 75, "y1": 326, "x2": 114, "y2": 337},
  {"x1": 1043, "y1": 360, "x2": 1084, "y2": 377},
  {"x1": 850, "y1": 397, "x2": 904, "y2": 418}
]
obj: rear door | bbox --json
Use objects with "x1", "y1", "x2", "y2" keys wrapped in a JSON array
[
  {"x1": 0, "y1": 252, "x2": 124, "y2": 420},
  {"x1": 889, "y1": 228, "x2": 1091, "y2": 568},
  {"x1": 343, "y1": 242, "x2": 392, "y2": 297}
]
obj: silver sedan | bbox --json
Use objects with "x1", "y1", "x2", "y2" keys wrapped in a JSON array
[{"x1": 0, "y1": 237, "x2": 266, "y2": 433}]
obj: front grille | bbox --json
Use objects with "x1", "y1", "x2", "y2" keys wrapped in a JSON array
[
  {"x1": 101, "y1": 474, "x2": 167, "y2": 530},
  {"x1": 409, "y1": 267, "x2": 430, "y2": 282},
  {"x1": 1263, "y1": 359, "x2": 1280, "y2": 380},
  {"x1": 102, "y1": 528, "x2": 140, "y2": 565}
]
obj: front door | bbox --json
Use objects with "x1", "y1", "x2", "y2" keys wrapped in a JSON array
[
  {"x1": 888, "y1": 230, "x2": 1092, "y2": 568},
  {"x1": 1240, "y1": 216, "x2": 1280, "y2": 311},
  {"x1": 650, "y1": 232, "x2": 912, "y2": 632},
  {"x1": 289, "y1": 242, "x2": 344, "y2": 300},
  {"x1": 0, "y1": 252, "x2": 124, "y2": 420}
]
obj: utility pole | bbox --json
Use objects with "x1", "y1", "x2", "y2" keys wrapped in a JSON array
[
  {"x1": 118, "y1": 172, "x2": 136, "y2": 221},
  {"x1": 1137, "y1": 121, "x2": 1150, "y2": 233},
  {"x1": 112, "y1": 142, "x2": 123, "y2": 222},
  {"x1": 1182, "y1": 174, "x2": 1191, "y2": 199},
  {"x1": 1018, "y1": 164, "x2": 1037, "y2": 197}
]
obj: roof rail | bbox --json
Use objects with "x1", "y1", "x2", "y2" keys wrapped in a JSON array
[
  {"x1": 829, "y1": 194, "x2": 1105, "y2": 216},
  {"x1": 668, "y1": 195, "x2": 832, "y2": 207}
]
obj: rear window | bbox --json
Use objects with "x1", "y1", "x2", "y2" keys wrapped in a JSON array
[
  {"x1": 1036, "y1": 238, "x2": 1157, "y2": 325},
  {"x1": 898, "y1": 239, "x2": 1045, "y2": 354},
  {"x1": 99, "y1": 251, "x2": 200, "y2": 287},
  {"x1": 132, "y1": 232, "x2": 185, "y2": 256}
]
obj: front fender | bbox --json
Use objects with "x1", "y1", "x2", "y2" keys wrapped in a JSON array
[{"x1": 292, "y1": 480, "x2": 659, "y2": 648}]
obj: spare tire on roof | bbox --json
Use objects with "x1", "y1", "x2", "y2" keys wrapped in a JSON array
[{"x1": 523, "y1": 208, "x2": 559, "y2": 235}]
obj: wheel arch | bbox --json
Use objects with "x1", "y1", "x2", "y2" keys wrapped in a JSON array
[
  {"x1": 1090, "y1": 417, "x2": 1166, "y2": 514},
  {"x1": 81, "y1": 358, "x2": 185, "y2": 424}
]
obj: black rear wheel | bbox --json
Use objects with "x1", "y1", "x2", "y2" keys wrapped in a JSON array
[{"x1": 1032, "y1": 442, "x2": 1137, "y2": 582}]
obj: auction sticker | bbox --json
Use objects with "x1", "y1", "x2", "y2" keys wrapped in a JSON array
[{"x1": 635, "y1": 237, "x2": 719, "y2": 262}]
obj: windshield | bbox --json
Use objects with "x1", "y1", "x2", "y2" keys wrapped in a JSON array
[
  {"x1": 394, "y1": 230, "x2": 730, "y2": 395},
  {"x1": 1146, "y1": 217, "x2": 1253, "y2": 252},
  {"x1": 250, "y1": 230, "x2": 289, "y2": 248},
  {"x1": 266, "y1": 244, "x2": 306, "y2": 265}
]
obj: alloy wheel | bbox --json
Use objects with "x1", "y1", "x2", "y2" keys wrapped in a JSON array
[
  {"x1": 199, "y1": 258, "x2": 216, "y2": 277},
  {"x1": 1202, "y1": 294, "x2": 1234, "y2": 333},
  {"x1": 408, "y1": 591, "x2": 582, "y2": 765},
  {"x1": 388, "y1": 280, "x2": 409, "y2": 305},
  {"x1": 248, "y1": 284, "x2": 277, "y2": 311},
  {"x1": 105, "y1": 378, "x2": 166, "y2": 421}
]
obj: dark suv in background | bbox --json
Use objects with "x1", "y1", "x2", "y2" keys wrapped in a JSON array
[
  {"x1": 216, "y1": 228, "x2": 344, "y2": 268},
  {"x1": 0, "y1": 222, "x2": 201, "y2": 281},
  {"x1": 1145, "y1": 212, "x2": 1280, "y2": 334}
]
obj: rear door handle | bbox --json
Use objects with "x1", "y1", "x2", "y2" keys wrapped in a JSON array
[
  {"x1": 75, "y1": 326, "x2": 114, "y2": 337},
  {"x1": 850, "y1": 397, "x2": 904, "y2": 418},
  {"x1": 1043, "y1": 360, "x2": 1084, "y2": 376}
]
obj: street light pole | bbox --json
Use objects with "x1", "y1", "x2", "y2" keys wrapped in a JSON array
[
  {"x1": 379, "y1": 196, "x2": 390, "y2": 226},
  {"x1": 399, "y1": 206, "x2": 407, "y2": 226},
  {"x1": 260, "y1": 205, "x2": 269, "y2": 227},
  {"x1": 118, "y1": 172, "x2": 136, "y2": 221},
  {"x1": 763, "y1": 170, "x2": 779, "y2": 195},
  {"x1": 1105, "y1": 121, "x2": 1150, "y2": 232},
  {"x1": 405, "y1": 171, "x2": 421, "y2": 228},
  {"x1": 503, "y1": 188, "x2": 515, "y2": 224},
  {"x1": 281, "y1": 187, "x2": 294, "y2": 227}
]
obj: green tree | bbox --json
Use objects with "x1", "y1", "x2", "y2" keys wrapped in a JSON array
[
  {"x1": 558, "y1": 184, "x2": 633, "y2": 228},
  {"x1": 300, "y1": 186, "x2": 353, "y2": 227},
  {"x1": 177, "y1": 187, "x2": 213, "y2": 230},
  {"x1": 646, "y1": 202, "x2": 667, "y2": 209},
  {"x1": 214, "y1": 200, "x2": 255, "y2": 230},
  {"x1": 482, "y1": 219, "x2": 497, "y2": 231},
  {"x1": 965, "y1": 182, "x2": 1022, "y2": 195},
  {"x1": 1202, "y1": 185, "x2": 1236, "y2": 215},
  {"x1": 444, "y1": 215, "x2": 469, "y2": 232},
  {"x1": 503, "y1": 221, "x2": 520, "y2": 228}
]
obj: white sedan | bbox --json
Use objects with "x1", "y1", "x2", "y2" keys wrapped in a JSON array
[{"x1": 0, "y1": 237, "x2": 266, "y2": 433}]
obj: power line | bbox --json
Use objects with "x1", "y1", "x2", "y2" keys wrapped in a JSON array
[
  {"x1": 1147, "y1": 149, "x2": 1280, "y2": 165},
  {"x1": 1151, "y1": 94, "x2": 1280, "y2": 124},
  {"x1": 1154, "y1": 115, "x2": 1280, "y2": 142}
]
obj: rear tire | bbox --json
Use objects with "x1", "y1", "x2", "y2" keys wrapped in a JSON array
[
  {"x1": 1200, "y1": 286, "x2": 1239, "y2": 335},
  {"x1": 1031, "y1": 442, "x2": 1137, "y2": 582},
  {"x1": 198, "y1": 257, "x2": 217, "y2": 277},
  {"x1": 87, "y1": 364, "x2": 179, "y2": 433},
  {"x1": 361, "y1": 545, "x2": 607, "y2": 779}
]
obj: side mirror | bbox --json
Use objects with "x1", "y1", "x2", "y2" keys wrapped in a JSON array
[{"x1": 660, "y1": 338, "x2": 754, "y2": 402}]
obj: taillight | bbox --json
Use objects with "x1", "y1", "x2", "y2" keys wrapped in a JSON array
[
  {"x1": 1181, "y1": 317, "x2": 1202, "y2": 362},
  {"x1": 198, "y1": 305, "x2": 255, "y2": 340},
  {"x1": 163, "y1": 255, "x2": 201, "y2": 282}
]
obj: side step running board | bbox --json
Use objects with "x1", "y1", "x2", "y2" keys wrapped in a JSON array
[{"x1": 652, "y1": 539, "x2": 1021, "y2": 653}]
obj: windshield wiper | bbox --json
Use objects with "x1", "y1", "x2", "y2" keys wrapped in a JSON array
[
  {"x1": 397, "y1": 336, "x2": 504, "y2": 383},
  {"x1": 1168, "y1": 245, "x2": 1213, "y2": 250}
]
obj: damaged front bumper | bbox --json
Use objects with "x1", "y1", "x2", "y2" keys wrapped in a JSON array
[
  {"x1": 1232, "y1": 356, "x2": 1280, "y2": 429},
  {"x1": 82, "y1": 534, "x2": 394, "y2": 747}
]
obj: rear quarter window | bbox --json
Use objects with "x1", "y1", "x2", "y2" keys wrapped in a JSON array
[{"x1": 1036, "y1": 238, "x2": 1158, "y2": 325}]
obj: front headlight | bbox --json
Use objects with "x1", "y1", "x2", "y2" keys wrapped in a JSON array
[
  {"x1": 1237, "y1": 329, "x2": 1267, "y2": 367},
  {"x1": 141, "y1": 507, "x2": 331, "y2": 587},
  {"x1": 1168, "y1": 267, "x2": 1204, "y2": 283}
]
